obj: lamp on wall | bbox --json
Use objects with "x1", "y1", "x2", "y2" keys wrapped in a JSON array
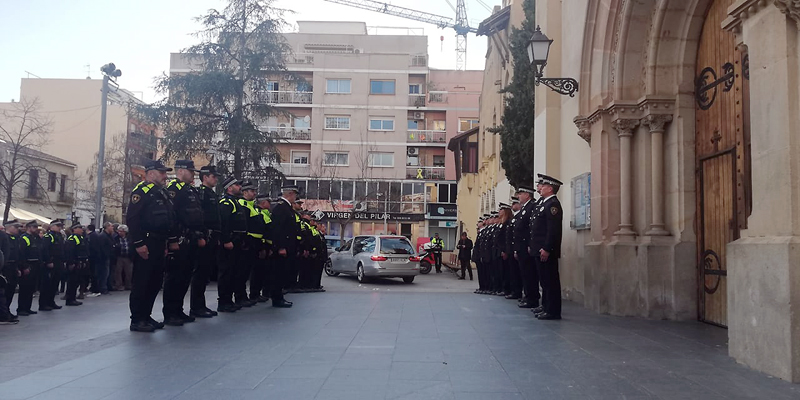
[{"x1": 527, "y1": 26, "x2": 579, "y2": 97}]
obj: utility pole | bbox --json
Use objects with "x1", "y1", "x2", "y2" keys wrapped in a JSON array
[{"x1": 96, "y1": 63, "x2": 122, "y2": 226}]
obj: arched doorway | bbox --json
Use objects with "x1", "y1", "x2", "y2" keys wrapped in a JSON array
[{"x1": 694, "y1": 0, "x2": 752, "y2": 327}]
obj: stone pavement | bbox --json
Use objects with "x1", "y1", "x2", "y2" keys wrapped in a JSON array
[{"x1": 1, "y1": 272, "x2": 798, "y2": 399}]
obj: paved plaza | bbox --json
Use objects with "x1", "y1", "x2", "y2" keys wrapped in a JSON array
[{"x1": 1, "y1": 272, "x2": 798, "y2": 399}]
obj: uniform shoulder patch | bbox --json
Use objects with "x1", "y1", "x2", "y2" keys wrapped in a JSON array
[
  {"x1": 169, "y1": 190, "x2": 176, "y2": 198},
  {"x1": 550, "y1": 206, "x2": 559, "y2": 216},
  {"x1": 131, "y1": 194, "x2": 141, "y2": 204}
]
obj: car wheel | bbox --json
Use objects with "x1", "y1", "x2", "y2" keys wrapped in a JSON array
[
  {"x1": 419, "y1": 261, "x2": 432, "y2": 274},
  {"x1": 402, "y1": 276, "x2": 415, "y2": 284},
  {"x1": 357, "y1": 264, "x2": 368, "y2": 283},
  {"x1": 324, "y1": 259, "x2": 339, "y2": 277}
]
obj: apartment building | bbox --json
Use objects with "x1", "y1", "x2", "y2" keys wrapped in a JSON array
[{"x1": 170, "y1": 21, "x2": 481, "y2": 249}]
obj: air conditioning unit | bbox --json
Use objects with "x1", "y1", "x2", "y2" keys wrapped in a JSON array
[
  {"x1": 354, "y1": 48, "x2": 364, "y2": 54},
  {"x1": 407, "y1": 147, "x2": 419, "y2": 156},
  {"x1": 413, "y1": 112, "x2": 425, "y2": 120},
  {"x1": 354, "y1": 202, "x2": 367, "y2": 212}
]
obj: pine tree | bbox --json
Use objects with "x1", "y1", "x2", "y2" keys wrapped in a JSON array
[{"x1": 490, "y1": 0, "x2": 536, "y2": 187}]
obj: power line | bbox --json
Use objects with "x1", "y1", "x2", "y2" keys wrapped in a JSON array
[
  {"x1": 443, "y1": 0, "x2": 456, "y2": 12},
  {"x1": 46, "y1": 105, "x2": 101, "y2": 114},
  {"x1": 475, "y1": 0, "x2": 492, "y2": 12}
]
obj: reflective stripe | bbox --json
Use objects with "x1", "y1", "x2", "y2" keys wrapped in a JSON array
[
  {"x1": 248, "y1": 232, "x2": 263, "y2": 239},
  {"x1": 265, "y1": 239, "x2": 273, "y2": 245},
  {"x1": 69, "y1": 235, "x2": 81, "y2": 245},
  {"x1": 220, "y1": 198, "x2": 237, "y2": 213},
  {"x1": 239, "y1": 199, "x2": 259, "y2": 217},
  {"x1": 22, "y1": 236, "x2": 30, "y2": 246},
  {"x1": 134, "y1": 181, "x2": 154, "y2": 194},
  {"x1": 260, "y1": 209, "x2": 272, "y2": 224},
  {"x1": 168, "y1": 179, "x2": 185, "y2": 190}
]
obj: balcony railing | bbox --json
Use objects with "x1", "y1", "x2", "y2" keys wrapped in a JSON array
[
  {"x1": 408, "y1": 94, "x2": 426, "y2": 107},
  {"x1": 406, "y1": 166, "x2": 446, "y2": 180},
  {"x1": 428, "y1": 91, "x2": 448, "y2": 104},
  {"x1": 255, "y1": 90, "x2": 313, "y2": 105},
  {"x1": 275, "y1": 163, "x2": 310, "y2": 177},
  {"x1": 57, "y1": 192, "x2": 75, "y2": 204},
  {"x1": 263, "y1": 126, "x2": 311, "y2": 141},
  {"x1": 287, "y1": 53, "x2": 315, "y2": 65},
  {"x1": 407, "y1": 130, "x2": 447, "y2": 144}
]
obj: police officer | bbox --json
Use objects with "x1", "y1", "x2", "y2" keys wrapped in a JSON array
[
  {"x1": 430, "y1": 232, "x2": 444, "y2": 273},
  {"x1": 297, "y1": 210, "x2": 315, "y2": 291},
  {"x1": 126, "y1": 160, "x2": 175, "y2": 332},
  {"x1": 217, "y1": 176, "x2": 248, "y2": 312},
  {"x1": 193, "y1": 165, "x2": 221, "y2": 318},
  {"x1": 531, "y1": 174, "x2": 564, "y2": 320},
  {"x1": 514, "y1": 185, "x2": 540, "y2": 309},
  {"x1": 18, "y1": 221, "x2": 42, "y2": 316},
  {"x1": 40, "y1": 220, "x2": 66, "y2": 311},
  {"x1": 64, "y1": 224, "x2": 89, "y2": 307},
  {"x1": 474, "y1": 215, "x2": 488, "y2": 294},
  {"x1": 1, "y1": 220, "x2": 21, "y2": 321},
  {"x1": 505, "y1": 197, "x2": 523, "y2": 300},
  {"x1": 235, "y1": 181, "x2": 259, "y2": 307},
  {"x1": 310, "y1": 218, "x2": 327, "y2": 292},
  {"x1": 270, "y1": 185, "x2": 301, "y2": 308},
  {"x1": 480, "y1": 213, "x2": 495, "y2": 294},
  {"x1": 471, "y1": 218, "x2": 483, "y2": 293},
  {"x1": 163, "y1": 160, "x2": 206, "y2": 326},
  {"x1": 249, "y1": 194, "x2": 273, "y2": 302},
  {"x1": 496, "y1": 203, "x2": 512, "y2": 296}
]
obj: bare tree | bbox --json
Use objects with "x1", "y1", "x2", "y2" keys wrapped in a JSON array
[
  {"x1": 0, "y1": 99, "x2": 55, "y2": 221},
  {"x1": 81, "y1": 132, "x2": 130, "y2": 223}
]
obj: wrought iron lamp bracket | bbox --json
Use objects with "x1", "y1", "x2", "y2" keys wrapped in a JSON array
[{"x1": 535, "y1": 77, "x2": 579, "y2": 97}]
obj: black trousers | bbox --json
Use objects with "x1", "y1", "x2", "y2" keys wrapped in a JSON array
[
  {"x1": 129, "y1": 238, "x2": 167, "y2": 323},
  {"x1": 479, "y1": 259, "x2": 492, "y2": 290},
  {"x1": 38, "y1": 262, "x2": 62, "y2": 308},
  {"x1": 216, "y1": 237, "x2": 242, "y2": 306},
  {"x1": 433, "y1": 252, "x2": 443, "y2": 272},
  {"x1": 191, "y1": 237, "x2": 217, "y2": 311},
  {"x1": 0, "y1": 284, "x2": 10, "y2": 320},
  {"x1": 502, "y1": 257, "x2": 512, "y2": 293},
  {"x1": 459, "y1": 258, "x2": 473, "y2": 279},
  {"x1": 17, "y1": 261, "x2": 40, "y2": 312},
  {"x1": 64, "y1": 262, "x2": 88, "y2": 302},
  {"x1": 518, "y1": 253, "x2": 540, "y2": 306},
  {"x1": 249, "y1": 247, "x2": 267, "y2": 299},
  {"x1": 234, "y1": 240, "x2": 258, "y2": 303},
  {"x1": 2, "y1": 263, "x2": 18, "y2": 312},
  {"x1": 492, "y1": 258, "x2": 504, "y2": 293},
  {"x1": 313, "y1": 257, "x2": 324, "y2": 289},
  {"x1": 507, "y1": 257, "x2": 523, "y2": 297},
  {"x1": 163, "y1": 241, "x2": 194, "y2": 317},
  {"x1": 298, "y1": 256, "x2": 314, "y2": 288},
  {"x1": 536, "y1": 257, "x2": 561, "y2": 317},
  {"x1": 271, "y1": 254, "x2": 290, "y2": 302}
]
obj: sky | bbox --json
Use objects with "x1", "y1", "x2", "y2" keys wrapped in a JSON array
[{"x1": 0, "y1": 0, "x2": 493, "y2": 104}]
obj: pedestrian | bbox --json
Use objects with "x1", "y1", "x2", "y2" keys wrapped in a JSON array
[
  {"x1": 504, "y1": 196, "x2": 523, "y2": 300},
  {"x1": 217, "y1": 176, "x2": 247, "y2": 313},
  {"x1": 107, "y1": 223, "x2": 119, "y2": 291},
  {"x1": 249, "y1": 195, "x2": 272, "y2": 303},
  {"x1": 163, "y1": 160, "x2": 207, "y2": 326},
  {"x1": 126, "y1": 160, "x2": 175, "y2": 333},
  {"x1": 40, "y1": 220, "x2": 66, "y2": 311},
  {"x1": 430, "y1": 232, "x2": 444, "y2": 273},
  {"x1": 113, "y1": 225, "x2": 133, "y2": 290},
  {"x1": 514, "y1": 185, "x2": 540, "y2": 309},
  {"x1": 0, "y1": 220, "x2": 20, "y2": 322},
  {"x1": 269, "y1": 185, "x2": 301, "y2": 308},
  {"x1": 234, "y1": 181, "x2": 259, "y2": 307},
  {"x1": 531, "y1": 174, "x2": 564, "y2": 320},
  {"x1": 63, "y1": 224, "x2": 89, "y2": 307},
  {"x1": 456, "y1": 232, "x2": 473, "y2": 280},
  {"x1": 193, "y1": 165, "x2": 221, "y2": 318},
  {"x1": 90, "y1": 222, "x2": 114, "y2": 296}
]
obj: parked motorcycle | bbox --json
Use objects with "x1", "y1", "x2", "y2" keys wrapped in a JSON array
[{"x1": 418, "y1": 242, "x2": 436, "y2": 274}]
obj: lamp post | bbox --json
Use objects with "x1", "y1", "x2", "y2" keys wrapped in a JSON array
[
  {"x1": 527, "y1": 26, "x2": 579, "y2": 97},
  {"x1": 95, "y1": 63, "x2": 122, "y2": 226}
]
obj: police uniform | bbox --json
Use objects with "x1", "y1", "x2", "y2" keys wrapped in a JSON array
[
  {"x1": 431, "y1": 235, "x2": 444, "y2": 273},
  {"x1": 40, "y1": 220, "x2": 66, "y2": 310},
  {"x1": 236, "y1": 181, "x2": 260, "y2": 306},
  {"x1": 514, "y1": 186, "x2": 540, "y2": 309},
  {"x1": 163, "y1": 160, "x2": 206, "y2": 325},
  {"x1": 505, "y1": 197, "x2": 523, "y2": 300},
  {"x1": 249, "y1": 195, "x2": 273, "y2": 302},
  {"x1": 310, "y1": 220, "x2": 327, "y2": 291},
  {"x1": 126, "y1": 160, "x2": 175, "y2": 332},
  {"x1": 17, "y1": 221, "x2": 42, "y2": 315},
  {"x1": 270, "y1": 185, "x2": 301, "y2": 308},
  {"x1": 530, "y1": 174, "x2": 564, "y2": 320},
  {"x1": 1, "y1": 221, "x2": 21, "y2": 321},
  {"x1": 217, "y1": 176, "x2": 248, "y2": 312},
  {"x1": 471, "y1": 219, "x2": 483, "y2": 294},
  {"x1": 479, "y1": 215, "x2": 494, "y2": 294},
  {"x1": 193, "y1": 165, "x2": 222, "y2": 317},
  {"x1": 296, "y1": 210, "x2": 315, "y2": 290},
  {"x1": 64, "y1": 224, "x2": 89, "y2": 306}
]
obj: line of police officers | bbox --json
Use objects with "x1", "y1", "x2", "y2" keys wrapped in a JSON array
[
  {"x1": 123, "y1": 159, "x2": 328, "y2": 332},
  {"x1": 472, "y1": 174, "x2": 564, "y2": 320}
]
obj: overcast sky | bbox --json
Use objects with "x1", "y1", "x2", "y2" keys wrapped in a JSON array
[{"x1": 0, "y1": 0, "x2": 493, "y2": 103}]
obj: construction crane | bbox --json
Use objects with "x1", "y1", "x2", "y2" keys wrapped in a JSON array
[{"x1": 323, "y1": 0, "x2": 478, "y2": 70}]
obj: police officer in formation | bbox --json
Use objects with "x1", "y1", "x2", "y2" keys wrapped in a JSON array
[
  {"x1": 269, "y1": 185, "x2": 301, "y2": 308},
  {"x1": 40, "y1": 220, "x2": 65, "y2": 311},
  {"x1": 472, "y1": 174, "x2": 563, "y2": 320},
  {"x1": 217, "y1": 176, "x2": 248, "y2": 312}
]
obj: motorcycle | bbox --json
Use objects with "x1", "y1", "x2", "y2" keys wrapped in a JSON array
[{"x1": 418, "y1": 242, "x2": 437, "y2": 274}]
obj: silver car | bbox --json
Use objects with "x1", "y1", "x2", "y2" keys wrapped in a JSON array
[{"x1": 325, "y1": 235, "x2": 420, "y2": 283}]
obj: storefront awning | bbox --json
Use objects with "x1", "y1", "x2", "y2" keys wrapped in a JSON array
[{"x1": 0, "y1": 204, "x2": 54, "y2": 225}]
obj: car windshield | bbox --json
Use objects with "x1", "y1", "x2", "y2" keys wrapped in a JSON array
[{"x1": 380, "y1": 238, "x2": 415, "y2": 255}]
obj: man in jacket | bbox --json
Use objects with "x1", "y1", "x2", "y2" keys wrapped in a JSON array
[
  {"x1": 40, "y1": 220, "x2": 65, "y2": 311},
  {"x1": 18, "y1": 221, "x2": 42, "y2": 315},
  {"x1": 114, "y1": 225, "x2": 134, "y2": 291},
  {"x1": 456, "y1": 232, "x2": 473, "y2": 280},
  {"x1": 514, "y1": 185, "x2": 540, "y2": 309},
  {"x1": 270, "y1": 185, "x2": 301, "y2": 308},
  {"x1": 217, "y1": 176, "x2": 247, "y2": 313},
  {"x1": 530, "y1": 174, "x2": 564, "y2": 320},
  {"x1": 1, "y1": 221, "x2": 21, "y2": 322},
  {"x1": 194, "y1": 165, "x2": 221, "y2": 317},
  {"x1": 430, "y1": 233, "x2": 444, "y2": 273},
  {"x1": 64, "y1": 224, "x2": 89, "y2": 307}
]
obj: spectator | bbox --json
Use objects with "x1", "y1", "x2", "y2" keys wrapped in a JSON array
[
  {"x1": 114, "y1": 225, "x2": 133, "y2": 290},
  {"x1": 107, "y1": 224, "x2": 120, "y2": 291},
  {"x1": 456, "y1": 232, "x2": 474, "y2": 280},
  {"x1": 88, "y1": 223, "x2": 114, "y2": 295},
  {"x1": 83, "y1": 224, "x2": 96, "y2": 297}
]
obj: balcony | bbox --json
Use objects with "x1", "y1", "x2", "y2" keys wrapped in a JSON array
[
  {"x1": 408, "y1": 94, "x2": 426, "y2": 108},
  {"x1": 406, "y1": 166, "x2": 446, "y2": 180},
  {"x1": 428, "y1": 91, "x2": 448, "y2": 104},
  {"x1": 410, "y1": 55, "x2": 427, "y2": 67},
  {"x1": 263, "y1": 126, "x2": 311, "y2": 141},
  {"x1": 275, "y1": 163, "x2": 310, "y2": 177},
  {"x1": 57, "y1": 192, "x2": 75, "y2": 204},
  {"x1": 255, "y1": 90, "x2": 313, "y2": 105},
  {"x1": 407, "y1": 130, "x2": 447, "y2": 145},
  {"x1": 287, "y1": 53, "x2": 315, "y2": 65}
]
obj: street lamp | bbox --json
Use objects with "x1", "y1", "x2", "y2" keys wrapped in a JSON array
[
  {"x1": 527, "y1": 26, "x2": 578, "y2": 97},
  {"x1": 95, "y1": 62, "x2": 122, "y2": 226}
]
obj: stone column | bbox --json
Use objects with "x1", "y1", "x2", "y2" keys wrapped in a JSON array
[
  {"x1": 643, "y1": 114, "x2": 672, "y2": 236},
  {"x1": 612, "y1": 119, "x2": 639, "y2": 236}
]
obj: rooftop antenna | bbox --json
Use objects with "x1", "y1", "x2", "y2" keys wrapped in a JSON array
[{"x1": 85, "y1": 64, "x2": 91, "y2": 79}]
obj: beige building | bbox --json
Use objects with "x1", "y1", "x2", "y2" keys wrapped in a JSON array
[
  {"x1": 171, "y1": 21, "x2": 482, "y2": 249},
  {"x1": 15, "y1": 78, "x2": 156, "y2": 224},
  {"x1": 529, "y1": 0, "x2": 800, "y2": 383}
]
